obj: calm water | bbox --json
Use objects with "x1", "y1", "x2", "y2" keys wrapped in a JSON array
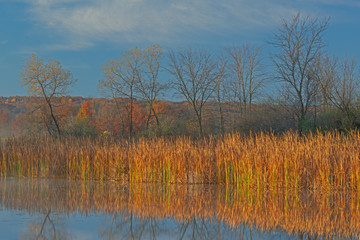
[{"x1": 0, "y1": 178, "x2": 358, "y2": 240}]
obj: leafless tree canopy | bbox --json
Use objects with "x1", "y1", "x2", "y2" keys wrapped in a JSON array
[
  {"x1": 215, "y1": 53, "x2": 228, "y2": 135},
  {"x1": 168, "y1": 48, "x2": 217, "y2": 136},
  {"x1": 314, "y1": 55, "x2": 359, "y2": 115},
  {"x1": 228, "y1": 44, "x2": 264, "y2": 113},
  {"x1": 99, "y1": 47, "x2": 142, "y2": 138},
  {"x1": 135, "y1": 45, "x2": 165, "y2": 129},
  {"x1": 271, "y1": 13, "x2": 329, "y2": 130}
]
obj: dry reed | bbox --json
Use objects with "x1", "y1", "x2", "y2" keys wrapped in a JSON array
[{"x1": 0, "y1": 131, "x2": 360, "y2": 191}]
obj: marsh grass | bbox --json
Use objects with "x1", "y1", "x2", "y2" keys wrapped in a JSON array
[{"x1": 1, "y1": 131, "x2": 360, "y2": 191}]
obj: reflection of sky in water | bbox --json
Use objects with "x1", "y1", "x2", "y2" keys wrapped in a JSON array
[
  {"x1": 0, "y1": 210, "x2": 102, "y2": 240},
  {"x1": 0, "y1": 209, "x2": 301, "y2": 240},
  {"x1": 0, "y1": 210, "x2": 30, "y2": 240}
]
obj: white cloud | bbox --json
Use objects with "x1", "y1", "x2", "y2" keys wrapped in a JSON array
[
  {"x1": 24, "y1": 0, "x2": 359, "y2": 49},
  {"x1": 27, "y1": 0, "x2": 298, "y2": 46},
  {"x1": 304, "y1": 0, "x2": 360, "y2": 7},
  {"x1": 42, "y1": 40, "x2": 93, "y2": 51}
]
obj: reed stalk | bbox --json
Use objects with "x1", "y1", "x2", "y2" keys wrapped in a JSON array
[{"x1": 0, "y1": 131, "x2": 359, "y2": 191}]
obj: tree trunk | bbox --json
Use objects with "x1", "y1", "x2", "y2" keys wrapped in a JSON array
[
  {"x1": 129, "y1": 97, "x2": 133, "y2": 139},
  {"x1": 152, "y1": 107, "x2": 160, "y2": 126},
  {"x1": 197, "y1": 111, "x2": 203, "y2": 137},
  {"x1": 46, "y1": 100, "x2": 61, "y2": 136},
  {"x1": 218, "y1": 101, "x2": 224, "y2": 135}
]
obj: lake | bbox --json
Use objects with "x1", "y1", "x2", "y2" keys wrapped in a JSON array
[{"x1": 0, "y1": 178, "x2": 358, "y2": 240}]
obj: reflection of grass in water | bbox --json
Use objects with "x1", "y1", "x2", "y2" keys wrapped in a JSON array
[
  {"x1": 1, "y1": 131, "x2": 360, "y2": 191},
  {"x1": 1, "y1": 179, "x2": 360, "y2": 239}
]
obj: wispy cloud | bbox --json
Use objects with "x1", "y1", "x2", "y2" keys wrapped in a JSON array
[
  {"x1": 27, "y1": 0, "x2": 298, "y2": 47},
  {"x1": 41, "y1": 40, "x2": 93, "y2": 51},
  {"x1": 23, "y1": 0, "x2": 358, "y2": 50},
  {"x1": 304, "y1": 0, "x2": 360, "y2": 7}
]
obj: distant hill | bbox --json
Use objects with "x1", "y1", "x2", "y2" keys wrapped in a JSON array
[{"x1": 0, "y1": 96, "x2": 295, "y2": 138}]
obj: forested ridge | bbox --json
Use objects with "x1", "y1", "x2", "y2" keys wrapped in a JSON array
[{"x1": 0, "y1": 96, "x2": 297, "y2": 138}]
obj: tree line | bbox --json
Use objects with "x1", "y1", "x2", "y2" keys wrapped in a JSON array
[{"x1": 19, "y1": 13, "x2": 360, "y2": 138}]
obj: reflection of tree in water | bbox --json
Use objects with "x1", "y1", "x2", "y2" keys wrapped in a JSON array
[
  {"x1": 99, "y1": 213, "x2": 257, "y2": 240},
  {"x1": 21, "y1": 208, "x2": 74, "y2": 240},
  {"x1": 99, "y1": 212, "x2": 161, "y2": 240},
  {"x1": 177, "y1": 216, "x2": 222, "y2": 240}
]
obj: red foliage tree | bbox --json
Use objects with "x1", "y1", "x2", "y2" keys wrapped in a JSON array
[{"x1": 124, "y1": 102, "x2": 146, "y2": 132}]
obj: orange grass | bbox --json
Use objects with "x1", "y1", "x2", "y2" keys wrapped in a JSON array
[
  {"x1": 1, "y1": 178, "x2": 360, "y2": 239},
  {"x1": 0, "y1": 131, "x2": 360, "y2": 190}
]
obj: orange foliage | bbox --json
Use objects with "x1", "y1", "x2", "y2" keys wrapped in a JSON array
[
  {"x1": 153, "y1": 101, "x2": 165, "y2": 114},
  {"x1": 56, "y1": 99, "x2": 75, "y2": 127},
  {"x1": 124, "y1": 102, "x2": 146, "y2": 132},
  {"x1": 82, "y1": 100, "x2": 91, "y2": 117},
  {"x1": 132, "y1": 103, "x2": 146, "y2": 131},
  {"x1": 77, "y1": 100, "x2": 91, "y2": 120},
  {"x1": 112, "y1": 114, "x2": 124, "y2": 136}
]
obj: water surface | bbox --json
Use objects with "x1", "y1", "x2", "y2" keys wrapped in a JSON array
[{"x1": 0, "y1": 178, "x2": 358, "y2": 239}]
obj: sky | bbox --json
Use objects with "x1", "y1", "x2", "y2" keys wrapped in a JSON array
[{"x1": 0, "y1": 0, "x2": 359, "y2": 98}]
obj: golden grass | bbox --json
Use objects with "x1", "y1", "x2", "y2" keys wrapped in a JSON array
[
  {"x1": 1, "y1": 178, "x2": 360, "y2": 239},
  {"x1": 0, "y1": 131, "x2": 360, "y2": 190}
]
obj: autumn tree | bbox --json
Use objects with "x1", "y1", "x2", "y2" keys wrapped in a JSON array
[
  {"x1": 70, "y1": 100, "x2": 95, "y2": 137},
  {"x1": 168, "y1": 48, "x2": 217, "y2": 136},
  {"x1": 271, "y1": 13, "x2": 329, "y2": 132},
  {"x1": 76, "y1": 100, "x2": 90, "y2": 119},
  {"x1": 125, "y1": 102, "x2": 146, "y2": 132},
  {"x1": 90, "y1": 99, "x2": 119, "y2": 136},
  {"x1": 99, "y1": 47, "x2": 142, "y2": 138},
  {"x1": 20, "y1": 54, "x2": 76, "y2": 136}
]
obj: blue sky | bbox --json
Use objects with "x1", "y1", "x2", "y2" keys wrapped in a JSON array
[{"x1": 0, "y1": 0, "x2": 359, "y2": 98}]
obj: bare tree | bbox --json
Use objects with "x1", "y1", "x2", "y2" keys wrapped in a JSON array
[
  {"x1": 215, "y1": 54, "x2": 228, "y2": 135},
  {"x1": 271, "y1": 13, "x2": 329, "y2": 131},
  {"x1": 330, "y1": 59, "x2": 359, "y2": 115},
  {"x1": 168, "y1": 49, "x2": 217, "y2": 136},
  {"x1": 99, "y1": 47, "x2": 142, "y2": 138},
  {"x1": 135, "y1": 45, "x2": 165, "y2": 129},
  {"x1": 312, "y1": 54, "x2": 338, "y2": 111},
  {"x1": 228, "y1": 44, "x2": 264, "y2": 114},
  {"x1": 315, "y1": 55, "x2": 359, "y2": 121},
  {"x1": 21, "y1": 53, "x2": 76, "y2": 136}
]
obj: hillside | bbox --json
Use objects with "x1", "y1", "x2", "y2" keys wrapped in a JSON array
[{"x1": 0, "y1": 96, "x2": 304, "y2": 138}]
